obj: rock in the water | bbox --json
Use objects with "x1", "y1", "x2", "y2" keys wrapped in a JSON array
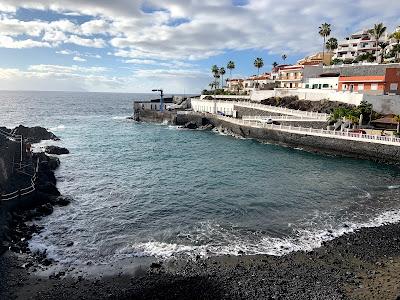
[
  {"x1": 184, "y1": 122, "x2": 198, "y2": 129},
  {"x1": 52, "y1": 196, "x2": 72, "y2": 207},
  {"x1": 45, "y1": 146, "x2": 69, "y2": 155},
  {"x1": 11, "y1": 125, "x2": 59, "y2": 143}
]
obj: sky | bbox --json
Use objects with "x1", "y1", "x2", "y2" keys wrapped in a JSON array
[{"x1": 0, "y1": 0, "x2": 399, "y2": 94}]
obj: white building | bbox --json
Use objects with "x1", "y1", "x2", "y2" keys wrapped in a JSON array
[
  {"x1": 333, "y1": 29, "x2": 388, "y2": 62},
  {"x1": 191, "y1": 97, "x2": 235, "y2": 116},
  {"x1": 303, "y1": 76, "x2": 339, "y2": 90}
]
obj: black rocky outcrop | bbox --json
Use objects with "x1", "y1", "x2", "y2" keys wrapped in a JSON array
[{"x1": 45, "y1": 145, "x2": 70, "y2": 155}]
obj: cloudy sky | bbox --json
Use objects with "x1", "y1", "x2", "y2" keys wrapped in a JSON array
[{"x1": 0, "y1": 0, "x2": 399, "y2": 93}]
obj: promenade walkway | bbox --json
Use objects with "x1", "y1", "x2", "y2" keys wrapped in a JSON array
[
  {"x1": 242, "y1": 115, "x2": 327, "y2": 122},
  {"x1": 233, "y1": 101, "x2": 329, "y2": 121},
  {"x1": 216, "y1": 115, "x2": 400, "y2": 146}
]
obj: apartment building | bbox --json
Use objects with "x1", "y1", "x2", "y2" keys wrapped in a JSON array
[
  {"x1": 333, "y1": 29, "x2": 388, "y2": 62},
  {"x1": 278, "y1": 65, "x2": 304, "y2": 88}
]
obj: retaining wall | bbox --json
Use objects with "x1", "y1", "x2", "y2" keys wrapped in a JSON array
[{"x1": 205, "y1": 116, "x2": 400, "y2": 164}]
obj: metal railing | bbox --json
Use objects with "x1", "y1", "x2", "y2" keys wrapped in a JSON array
[
  {"x1": 215, "y1": 115, "x2": 400, "y2": 146},
  {"x1": 232, "y1": 101, "x2": 329, "y2": 120},
  {"x1": 0, "y1": 158, "x2": 39, "y2": 201},
  {"x1": 0, "y1": 128, "x2": 23, "y2": 163},
  {"x1": 242, "y1": 115, "x2": 328, "y2": 122}
]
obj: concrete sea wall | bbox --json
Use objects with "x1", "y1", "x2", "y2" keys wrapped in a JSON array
[
  {"x1": 206, "y1": 116, "x2": 400, "y2": 164},
  {"x1": 134, "y1": 109, "x2": 177, "y2": 124}
]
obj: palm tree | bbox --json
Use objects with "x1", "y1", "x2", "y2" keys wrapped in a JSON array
[
  {"x1": 272, "y1": 61, "x2": 278, "y2": 69},
  {"x1": 281, "y1": 54, "x2": 287, "y2": 63},
  {"x1": 393, "y1": 44, "x2": 400, "y2": 63},
  {"x1": 326, "y1": 37, "x2": 338, "y2": 52},
  {"x1": 319, "y1": 23, "x2": 331, "y2": 64},
  {"x1": 394, "y1": 115, "x2": 400, "y2": 133},
  {"x1": 219, "y1": 67, "x2": 226, "y2": 88},
  {"x1": 211, "y1": 65, "x2": 219, "y2": 95},
  {"x1": 253, "y1": 57, "x2": 264, "y2": 89},
  {"x1": 378, "y1": 42, "x2": 389, "y2": 63},
  {"x1": 227, "y1": 61, "x2": 235, "y2": 79},
  {"x1": 355, "y1": 52, "x2": 375, "y2": 63},
  {"x1": 390, "y1": 31, "x2": 400, "y2": 62},
  {"x1": 369, "y1": 23, "x2": 387, "y2": 63}
]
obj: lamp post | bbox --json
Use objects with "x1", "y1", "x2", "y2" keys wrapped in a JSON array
[{"x1": 152, "y1": 89, "x2": 164, "y2": 112}]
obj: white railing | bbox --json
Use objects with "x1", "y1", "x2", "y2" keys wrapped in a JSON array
[
  {"x1": 242, "y1": 115, "x2": 327, "y2": 122},
  {"x1": 1, "y1": 158, "x2": 39, "y2": 201},
  {"x1": 233, "y1": 101, "x2": 329, "y2": 120},
  {"x1": 0, "y1": 128, "x2": 22, "y2": 142},
  {"x1": 215, "y1": 115, "x2": 400, "y2": 146}
]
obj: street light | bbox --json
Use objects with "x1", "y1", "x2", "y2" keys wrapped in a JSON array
[{"x1": 152, "y1": 89, "x2": 164, "y2": 112}]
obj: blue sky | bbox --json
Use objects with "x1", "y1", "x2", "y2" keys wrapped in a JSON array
[{"x1": 0, "y1": 0, "x2": 399, "y2": 93}]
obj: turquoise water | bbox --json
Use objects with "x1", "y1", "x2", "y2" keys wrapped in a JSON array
[{"x1": 1, "y1": 91, "x2": 400, "y2": 265}]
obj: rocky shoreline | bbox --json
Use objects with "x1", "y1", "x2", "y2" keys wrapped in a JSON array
[{"x1": 1, "y1": 220, "x2": 400, "y2": 299}]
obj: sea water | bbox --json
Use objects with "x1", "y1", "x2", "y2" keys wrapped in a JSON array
[{"x1": 1, "y1": 90, "x2": 400, "y2": 265}]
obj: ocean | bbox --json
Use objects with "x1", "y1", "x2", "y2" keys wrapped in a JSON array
[{"x1": 1, "y1": 90, "x2": 400, "y2": 266}]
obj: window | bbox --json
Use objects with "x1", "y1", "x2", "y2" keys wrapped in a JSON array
[
  {"x1": 358, "y1": 84, "x2": 364, "y2": 91},
  {"x1": 322, "y1": 84, "x2": 329, "y2": 88},
  {"x1": 371, "y1": 84, "x2": 378, "y2": 91},
  {"x1": 305, "y1": 84, "x2": 309, "y2": 88},
  {"x1": 390, "y1": 83, "x2": 398, "y2": 92}
]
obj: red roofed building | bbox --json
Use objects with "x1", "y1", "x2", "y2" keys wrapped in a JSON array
[{"x1": 338, "y1": 68, "x2": 400, "y2": 95}]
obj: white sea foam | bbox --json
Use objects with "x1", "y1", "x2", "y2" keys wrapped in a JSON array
[
  {"x1": 49, "y1": 124, "x2": 65, "y2": 131},
  {"x1": 124, "y1": 209, "x2": 400, "y2": 259},
  {"x1": 388, "y1": 185, "x2": 400, "y2": 189},
  {"x1": 112, "y1": 116, "x2": 131, "y2": 120}
]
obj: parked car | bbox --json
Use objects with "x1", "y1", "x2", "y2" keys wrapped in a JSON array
[{"x1": 349, "y1": 129, "x2": 366, "y2": 134}]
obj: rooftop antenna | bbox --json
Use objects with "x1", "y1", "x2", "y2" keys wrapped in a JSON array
[{"x1": 151, "y1": 89, "x2": 164, "y2": 112}]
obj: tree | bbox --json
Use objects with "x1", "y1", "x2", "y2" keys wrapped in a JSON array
[
  {"x1": 378, "y1": 42, "x2": 389, "y2": 63},
  {"x1": 390, "y1": 31, "x2": 400, "y2": 62},
  {"x1": 369, "y1": 23, "x2": 387, "y2": 63},
  {"x1": 394, "y1": 115, "x2": 400, "y2": 133},
  {"x1": 319, "y1": 23, "x2": 331, "y2": 64},
  {"x1": 227, "y1": 61, "x2": 235, "y2": 79},
  {"x1": 219, "y1": 67, "x2": 226, "y2": 88},
  {"x1": 326, "y1": 37, "x2": 338, "y2": 52},
  {"x1": 272, "y1": 61, "x2": 278, "y2": 69},
  {"x1": 211, "y1": 65, "x2": 219, "y2": 95},
  {"x1": 355, "y1": 52, "x2": 375, "y2": 63},
  {"x1": 253, "y1": 57, "x2": 264, "y2": 89},
  {"x1": 393, "y1": 44, "x2": 400, "y2": 63},
  {"x1": 331, "y1": 58, "x2": 343, "y2": 65},
  {"x1": 346, "y1": 115, "x2": 359, "y2": 129},
  {"x1": 281, "y1": 54, "x2": 287, "y2": 63},
  {"x1": 358, "y1": 100, "x2": 373, "y2": 125}
]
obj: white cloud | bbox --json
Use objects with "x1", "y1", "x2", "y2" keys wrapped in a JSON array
[
  {"x1": 73, "y1": 56, "x2": 86, "y2": 62},
  {"x1": 28, "y1": 64, "x2": 107, "y2": 73},
  {"x1": 66, "y1": 35, "x2": 106, "y2": 48},
  {"x1": 0, "y1": 35, "x2": 50, "y2": 48}
]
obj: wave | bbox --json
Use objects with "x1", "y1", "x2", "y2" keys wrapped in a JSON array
[
  {"x1": 49, "y1": 124, "x2": 65, "y2": 132},
  {"x1": 388, "y1": 185, "x2": 400, "y2": 190},
  {"x1": 112, "y1": 116, "x2": 131, "y2": 120},
  {"x1": 123, "y1": 209, "x2": 400, "y2": 259}
]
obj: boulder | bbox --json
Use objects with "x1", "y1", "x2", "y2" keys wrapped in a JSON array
[
  {"x1": 45, "y1": 146, "x2": 69, "y2": 155},
  {"x1": 11, "y1": 125, "x2": 59, "y2": 143},
  {"x1": 184, "y1": 122, "x2": 198, "y2": 129}
]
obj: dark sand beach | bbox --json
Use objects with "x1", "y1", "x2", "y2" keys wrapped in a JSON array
[{"x1": 1, "y1": 220, "x2": 400, "y2": 299}]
